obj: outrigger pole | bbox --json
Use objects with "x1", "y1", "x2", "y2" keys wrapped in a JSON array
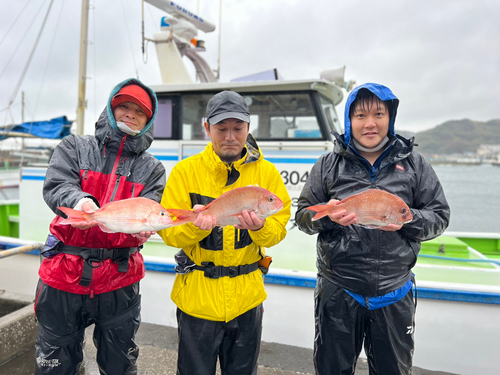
[{"x1": 0, "y1": 243, "x2": 43, "y2": 259}]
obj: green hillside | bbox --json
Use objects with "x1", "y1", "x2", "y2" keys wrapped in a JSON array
[{"x1": 404, "y1": 119, "x2": 500, "y2": 155}]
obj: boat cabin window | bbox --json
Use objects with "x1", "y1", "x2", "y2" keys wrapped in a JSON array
[
  {"x1": 175, "y1": 91, "x2": 330, "y2": 141},
  {"x1": 153, "y1": 98, "x2": 174, "y2": 138},
  {"x1": 246, "y1": 93, "x2": 323, "y2": 140},
  {"x1": 319, "y1": 95, "x2": 342, "y2": 134}
]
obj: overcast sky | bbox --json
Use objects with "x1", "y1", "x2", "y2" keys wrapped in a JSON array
[{"x1": 1, "y1": 0, "x2": 499, "y2": 135}]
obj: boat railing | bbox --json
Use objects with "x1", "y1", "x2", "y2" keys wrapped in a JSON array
[{"x1": 418, "y1": 253, "x2": 500, "y2": 266}]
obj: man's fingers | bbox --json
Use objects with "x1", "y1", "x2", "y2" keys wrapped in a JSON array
[
  {"x1": 193, "y1": 204, "x2": 205, "y2": 213},
  {"x1": 329, "y1": 211, "x2": 357, "y2": 226},
  {"x1": 193, "y1": 213, "x2": 216, "y2": 230}
]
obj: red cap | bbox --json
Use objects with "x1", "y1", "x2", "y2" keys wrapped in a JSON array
[{"x1": 111, "y1": 84, "x2": 153, "y2": 120}]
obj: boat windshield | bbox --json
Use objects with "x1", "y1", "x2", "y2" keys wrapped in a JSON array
[{"x1": 154, "y1": 91, "x2": 334, "y2": 141}]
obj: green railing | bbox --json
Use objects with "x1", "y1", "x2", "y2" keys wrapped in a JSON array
[{"x1": 0, "y1": 201, "x2": 19, "y2": 238}]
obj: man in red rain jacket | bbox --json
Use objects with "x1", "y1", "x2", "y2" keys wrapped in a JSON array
[{"x1": 34, "y1": 79, "x2": 166, "y2": 375}]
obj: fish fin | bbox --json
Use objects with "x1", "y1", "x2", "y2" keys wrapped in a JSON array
[
  {"x1": 165, "y1": 208, "x2": 195, "y2": 220},
  {"x1": 58, "y1": 207, "x2": 91, "y2": 225},
  {"x1": 97, "y1": 222, "x2": 115, "y2": 233},
  {"x1": 360, "y1": 224, "x2": 381, "y2": 229},
  {"x1": 165, "y1": 209, "x2": 197, "y2": 227},
  {"x1": 306, "y1": 205, "x2": 331, "y2": 221}
]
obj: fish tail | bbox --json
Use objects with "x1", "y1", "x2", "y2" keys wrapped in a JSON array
[
  {"x1": 58, "y1": 206, "x2": 92, "y2": 225},
  {"x1": 306, "y1": 205, "x2": 332, "y2": 221}
]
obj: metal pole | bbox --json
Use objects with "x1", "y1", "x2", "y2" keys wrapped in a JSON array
[
  {"x1": 76, "y1": 0, "x2": 90, "y2": 136},
  {"x1": 0, "y1": 243, "x2": 44, "y2": 259},
  {"x1": 216, "y1": 0, "x2": 222, "y2": 81},
  {"x1": 141, "y1": 0, "x2": 145, "y2": 56},
  {"x1": 21, "y1": 91, "x2": 25, "y2": 123}
]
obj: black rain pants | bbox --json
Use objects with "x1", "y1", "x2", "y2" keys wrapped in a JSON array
[
  {"x1": 34, "y1": 280, "x2": 141, "y2": 375},
  {"x1": 314, "y1": 275, "x2": 415, "y2": 375},
  {"x1": 176, "y1": 304, "x2": 263, "y2": 375}
]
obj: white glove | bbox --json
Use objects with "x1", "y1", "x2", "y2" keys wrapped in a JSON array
[{"x1": 73, "y1": 198, "x2": 99, "y2": 213}]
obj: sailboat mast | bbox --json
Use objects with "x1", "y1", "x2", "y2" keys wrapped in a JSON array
[{"x1": 76, "y1": 0, "x2": 90, "y2": 136}]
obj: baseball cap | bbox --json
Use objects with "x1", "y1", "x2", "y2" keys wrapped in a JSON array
[
  {"x1": 111, "y1": 84, "x2": 153, "y2": 119},
  {"x1": 206, "y1": 91, "x2": 250, "y2": 125}
]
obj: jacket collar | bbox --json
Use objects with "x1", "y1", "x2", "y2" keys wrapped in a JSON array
[
  {"x1": 202, "y1": 133, "x2": 263, "y2": 186},
  {"x1": 333, "y1": 131, "x2": 414, "y2": 162}
]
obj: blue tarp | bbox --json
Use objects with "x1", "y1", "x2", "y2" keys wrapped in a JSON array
[{"x1": 0, "y1": 116, "x2": 71, "y2": 140}]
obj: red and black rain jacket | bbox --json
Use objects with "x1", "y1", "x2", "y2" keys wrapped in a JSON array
[{"x1": 40, "y1": 78, "x2": 166, "y2": 295}]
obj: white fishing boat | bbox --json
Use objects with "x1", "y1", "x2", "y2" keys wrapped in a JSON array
[{"x1": 1, "y1": 1, "x2": 499, "y2": 374}]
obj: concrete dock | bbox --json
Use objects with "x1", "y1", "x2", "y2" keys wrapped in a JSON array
[
  {"x1": 1, "y1": 321, "x2": 457, "y2": 375},
  {"x1": 0, "y1": 253, "x2": 462, "y2": 375}
]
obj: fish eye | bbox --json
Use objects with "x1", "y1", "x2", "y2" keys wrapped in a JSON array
[
  {"x1": 401, "y1": 208, "x2": 407, "y2": 214},
  {"x1": 269, "y1": 197, "x2": 274, "y2": 202},
  {"x1": 160, "y1": 211, "x2": 165, "y2": 216}
]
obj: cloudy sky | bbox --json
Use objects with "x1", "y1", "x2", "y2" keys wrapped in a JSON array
[{"x1": 0, "y1": 0, "x2": 499, "y2": 135}]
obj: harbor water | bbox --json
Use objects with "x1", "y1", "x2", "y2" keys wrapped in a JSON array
[{"x1": 432, "y1": 164, "x2": 500, "y2": 233}]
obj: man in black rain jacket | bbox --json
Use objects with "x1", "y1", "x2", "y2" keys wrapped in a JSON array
[{"x1": 295, "y1": 83, "x2": 450, "y2": 375}]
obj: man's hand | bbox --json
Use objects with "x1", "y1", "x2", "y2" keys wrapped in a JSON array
[
  {"x1": 326, "y1": 199, "x2": 357, "y2": 227},
  {"x1": 192, "y1": 204, "x2": 217, "y2": 231},
  {"x1": 70, "y1": 198, "x2": 99, "y2": 230},
  {"x1": 74, "y1": 198, "x2": 99, "y2": 213},
  {"x1": 131, "y1": 231, "x2": 156, "y2": 239},
  {"x1": 235, "y1": 210, "x2": 265, "y2": 231},
  {"x1": 131, "y1": 231, "x2": 156, "y2": 245}
]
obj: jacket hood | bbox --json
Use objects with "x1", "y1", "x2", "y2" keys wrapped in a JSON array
[
  {"x1": 106, "y1": 78, "x2": 158, "y2": 138},
  {"x1": 94, "y1": 78, "x2": 158, "y2": 155},
  {"x1": 344, "y1": 83, "x2": 399, "y2": 146}
]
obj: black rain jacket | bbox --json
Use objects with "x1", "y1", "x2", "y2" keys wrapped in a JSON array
[{"x1": 295, "y1": 132, "x2": 450, "y2": 297}]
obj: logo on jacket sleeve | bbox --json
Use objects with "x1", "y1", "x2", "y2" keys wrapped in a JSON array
[{"x1": 395, "y1": 164, "x2": 405, "y2": 172}]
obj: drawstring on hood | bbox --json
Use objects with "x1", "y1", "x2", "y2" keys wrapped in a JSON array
[{"x1": 343, "y1": 83, "x2": 399, "y2": 147}]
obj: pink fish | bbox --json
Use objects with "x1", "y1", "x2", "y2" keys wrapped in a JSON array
[
  {"x1": 166, "y1": 186, "x2": 284, "y2": 227},
  {"x1": 58, "y1": 197, "x2": 174, "y2": 233},
  {"x1": 306, "y1": 189, "x2": 413, "y2": 228}
]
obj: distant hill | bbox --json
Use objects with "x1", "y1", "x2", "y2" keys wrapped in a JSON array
[{"x1": 403, "y1": 119, "x2": 500, "y2": 155}]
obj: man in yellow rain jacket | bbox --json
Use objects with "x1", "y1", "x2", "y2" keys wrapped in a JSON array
[{"x1": 158, "y1": 90, "x2": 291, "y2": 375}]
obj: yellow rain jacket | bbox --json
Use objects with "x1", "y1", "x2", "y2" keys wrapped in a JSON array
[{"x1": 158, "y1": 135, "x2": 291, "y2": 322}]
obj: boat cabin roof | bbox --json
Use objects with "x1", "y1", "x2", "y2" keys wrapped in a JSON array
[{"x1": 151, "y1": 79, "x2": 344, "y2": 106}]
